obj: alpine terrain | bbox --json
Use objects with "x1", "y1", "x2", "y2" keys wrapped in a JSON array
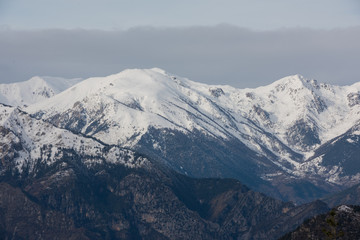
[
  {"x1": 0, "y1": 76, "x2": 82, "y2": 107},
  {"x1": 19, "y1": 68, "x2": 360, "y2": 203},
  {"x1": 1, "y1": 68, "x2": 360, "y2": 239},
  {"x1": 0, "y1": 103, "x2": 330, "y2": 239}
]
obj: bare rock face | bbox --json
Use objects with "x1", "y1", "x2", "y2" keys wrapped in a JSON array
[
  {"x1": 209, "y1": 87, "x2": 225, "y2": 97},
  {"x1": 347, "y1": 92, "x2": 360, "y2": 107},
  {"x1": 286, "y1": 119, "x2": 321, "y2": 151}
]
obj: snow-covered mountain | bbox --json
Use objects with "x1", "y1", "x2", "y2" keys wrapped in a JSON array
[
  {"x1": 25, "y1": 69, "x2": 360, "y2": 154},
  {"x1": 242, "y1": 75, "x2": 360, "y2": 152},
  {"x1": 0, "y1": 103, "x2": 146, "y2": 175},
  {"x1": 3, "y1": 68, "x2": 360, "y2": 202},
  {"x1": 0, "y1": 76, "x2": 82, "y2": 107},
  {"x1": 297, "y1": 121, "x2": 360, "y2": 186},
  {"x1": 0, "y1": 102, "x2": 332, "y2": 239},
  {"x1": 2, "y1": 69, "x2": 360, "y2": 238}
]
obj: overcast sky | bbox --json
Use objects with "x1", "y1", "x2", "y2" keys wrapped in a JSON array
[{"x1": 0, "y1": 0, "x2": 360, "y2": 87}]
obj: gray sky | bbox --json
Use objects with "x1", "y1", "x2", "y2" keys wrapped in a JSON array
[
  {"x1": 0, "y1": 0, "x2": 360, "y2": 87},
  {"x1": 1, "y1": 0, "x2": 360, "y2": 30}
]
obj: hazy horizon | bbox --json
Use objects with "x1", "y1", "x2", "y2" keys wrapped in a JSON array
[{"x1": 1, "y1": 1, "x2": 359, "y2": 88}]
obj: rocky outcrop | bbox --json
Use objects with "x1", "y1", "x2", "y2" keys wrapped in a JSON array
[{"x1": 280, "y1": 205, "x2": 360, "y2": 240}]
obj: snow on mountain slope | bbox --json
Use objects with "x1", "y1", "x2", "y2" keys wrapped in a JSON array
[
  {"x1": 24, "y1": 68, "x2": 360, "y2": 183},
  {"x1": 25, "y1": 69, "x2": 301, "y2": 167},
  {"x1": 228, "y1": 75, "x2": 360, "y2": 153},
  {"x1": 0, "y1": 104, "x2": 147, "y2": 174},
  {"x1": 0, "y1": 76, "x2": 82, "y2": 107},
  {"x1": 295, "y1": 120, "x2": 360, "y2": 186}
]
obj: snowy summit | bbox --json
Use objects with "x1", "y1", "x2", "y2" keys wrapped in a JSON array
[{"x1": 2, "y1": 68, "x2": 360, "y2": 188}]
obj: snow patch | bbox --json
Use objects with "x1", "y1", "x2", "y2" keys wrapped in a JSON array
[{"x1": 337, "y1": 205, "x2": 353, "y2": 213}]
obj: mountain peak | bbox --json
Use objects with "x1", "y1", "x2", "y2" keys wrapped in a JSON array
[
  {"x1": 114, "y1": 68, "x2": 170, "y2": 80},
  {"x1": 89, "y1": 68, "x2": 178, "y2": 93},
  {"x1": 14, "y1": 69, "x2": 360, "y2": 202},
  {"x1": 0, "y1": 76, "x2": 82, "y2": 107},
  {"x1": 27, "y1": 76, "x2": 47, "y2": 85},
  {"x1": 149, "y1": 67, "x2": 168, "y2": 74},
  {"x1": 269, "y1": 74, "x2": 314, "y2": 90},
  {"x1": 268, "y1": 74, "x2": 334, "y2": 94}
]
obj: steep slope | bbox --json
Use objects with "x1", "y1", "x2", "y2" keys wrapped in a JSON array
[
  {"x1": 0, "y1": 103, "x2": 331, "y2": 239},
  {"x1": 23, "y1": 68, "x2": 360, "y2": 202},
  {"x1": 24, "y1": 69, "x2": 293, "y2": 199},
  {"x1": 296, "y1": 121, "x2": 360, "y2": 187},
  {"x1": 240, "y1": 75, "x2": 360, "y2": 153},
  {"x1": 0, "y1": 76, "x2": 82, "y2": 107},
  {"x1": 19, "y1": 70, "x2": 360, "y2": 159},
  {"x1": 0, "y1": 103, "x2": 146, "y2": 176},
  {"x1": 25, "y1": 69, "x2": 311, "y2": 160}
]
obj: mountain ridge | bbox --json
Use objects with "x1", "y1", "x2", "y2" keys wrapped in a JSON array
[
  {"x1": 0, "y1": 76, "x2": 82, "y2": 107},
  {"x1": 0, "y1": 104, "x2": 332, "y2": 239},
  {"x1": 2, "y1": 68, "x2": 360, "y2": 202},
  {"x1": 1, "y1": 70, "x2": 360, "y2": 238}
]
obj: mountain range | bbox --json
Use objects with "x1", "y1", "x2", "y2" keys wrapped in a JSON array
[
  {"x1": 0, "y1": 103, "x2": 331, "y2": 239},
  {"x1": 1, "y1": 68, "x2": 360, "y2": 239},
  {"x1": 3, "y1": 68, "x2": 358, "y2": 203},
  {"x1": 0, "y1": 76, "x2": 82, "y2": 107}
]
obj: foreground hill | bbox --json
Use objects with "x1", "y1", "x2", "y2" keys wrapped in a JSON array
[{"x1": 280, "y1": 205, "x2": 360, "y2": 240}]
